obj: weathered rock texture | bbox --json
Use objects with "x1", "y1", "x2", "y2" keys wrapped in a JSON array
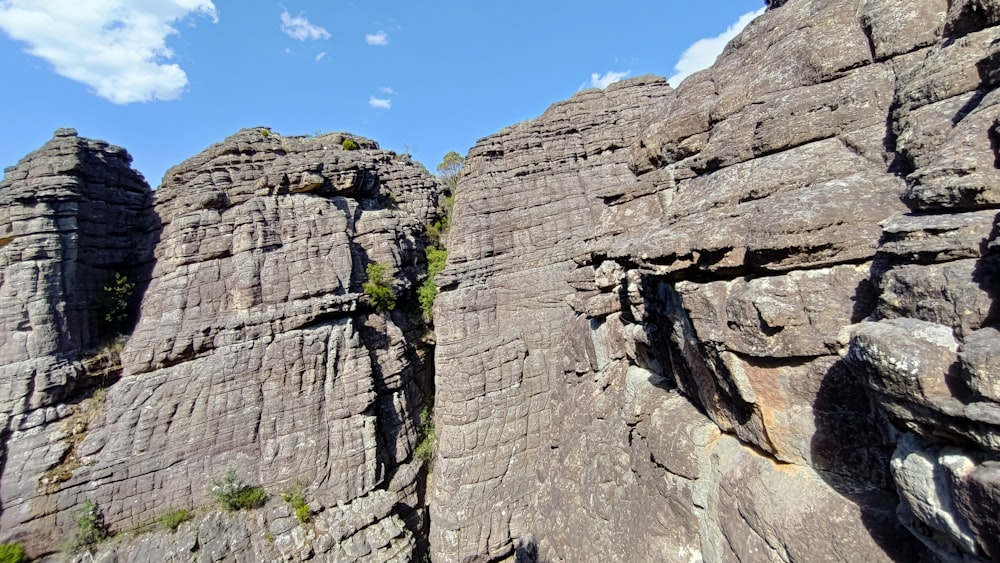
[
  {"x1": 431, "y1": 0, "x2": 1000, "y2": 561},
  {"x1": 0, "y1": 128, "x2": 441, "y2": 561},
  {"x1": 3, "y1": 0, "x2": 1000, "y2": 560}
]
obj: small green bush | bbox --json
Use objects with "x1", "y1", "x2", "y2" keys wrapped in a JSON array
[
  {"x1": 101, "y1": 272, "x2": 135, "y2": 333},
  {"x1": 342, "y1": 139, "x2": 359, "y2": 150},
  {"x1": 0, "y1": 542, "x2": 29, "y2": 563},
  {"x1": 211, "y1": 471, "x2": 266, "y2": 511},
  {"x1": 66, "y1": 499, "x2": 107, "y2": 552},
  {"x1": 259, "y1": 129, "x2": 271, "y2": 138},
  {"x1": 418, "y1": 247, "x2": 448, "y2": 322},
  {"x1": 282, "y1": 484, "x2": 311, "y2": 524},
  {"x1": 414, "y1": 406, "x2": 436, "y2": 464},
  {"x1": 156, "y1": 508, "x2": 193, "y2": 532},
  {"x1": 295, "y1": 504, "x2": 311, "y2": 524},
  {"x1": 363, "y1": 263, "x2": 396, "y2": 313}
]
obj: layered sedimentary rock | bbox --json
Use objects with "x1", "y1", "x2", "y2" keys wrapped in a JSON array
[
  {"x1": 2, "y1": 0, "x2": 999, "y2": 560},
  {"x1": 432, "y1": 0, "x2": 1000, "y2": 561},
  {"x1": 0, "y1": 128, "x2": 156, "y2": 413},
  {"x1": 0, "y1": 129, "x2": 158, "y2": 556},
  {"x1": 0, "y1": 128, "x2": 440, "y2": 561}
]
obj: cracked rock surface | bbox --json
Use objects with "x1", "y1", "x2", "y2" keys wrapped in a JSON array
[
  {"x1": 0, "y1": 128, "x2": 440, "y2": 561},
  {"x1": 431, "y1": 0, "x2": 1000, "y2": 561}
]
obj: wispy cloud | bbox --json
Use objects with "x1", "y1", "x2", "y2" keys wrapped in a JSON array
[
  {"x1": 589, "y1": 70, "x2": 630, "y2": 89},
  {"x1": 379, "y1": 86, "x2": 396, "y2": 95},
  {"x1": 0, "y1": 0, "x2": 217, "y2": 104},
  {"x1": 667, "y1": 8, "x2": 764, "y2": 87},
  {"x1": 369, "y1": 96, "x2": 391, "y2": 110},
  {"x1": 365, "y1": 30, "x2": 389, "y2": 46},
  {"x1": 315, "y1": 51, "x2": 327, "y2": 62},
  {"x1": 281, "y1": 11, "x2": 330, "y2": 41}
]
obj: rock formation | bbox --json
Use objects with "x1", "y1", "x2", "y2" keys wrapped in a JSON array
[
  {"x1": 1, "y1": 0, "x2": 999, "y2": 561},
  {"x1": 0, "y1": 128, "x2": 441, "y2": 560},
  {"x1": 431, "y1": 0, "x2": 1000, "y2": 561}
]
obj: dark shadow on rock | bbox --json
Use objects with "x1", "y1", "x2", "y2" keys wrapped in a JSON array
[
  {"x1": 989, "y1": 118, "x2": 1000, "y2": 169},
  {"x1": 72, "y1": 155, "x2": 161, "y2": 399},
  {"x1": 972, "y1": 214, "x2": 1000, "y2": 327},
  {"x1": 486, "y1": 538, "x2": 547, "y2": 563},
  {"x1": 643, "y1": 275, "x2": 756, "y2": 426},
  {"x1": 944, "y1": 4, "x2": 1000, "y2": 43},
  {"x1": 347, "y1": 187, "x2": 437, "y2": 559},
  {"x1": 513, "y1": 538, "x2": 543, "y2": 563},
  {"x1": 811, "y1": 356, "x2": 923, "y2": 562},
  {"x1": 810, "y1": 277, "x2": 923, "y2": 561}
]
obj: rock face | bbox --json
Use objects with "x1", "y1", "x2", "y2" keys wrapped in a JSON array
[
  {"x1": 2, "y1": 0, "x2": 999, "y2": 560},
  {"x1": 432, "y1": 0, "x2": 1000, "y2": 561},
  {"x1": 0, "y1": 128, "x2": 156, "y2": 411},
  {"x1": 0, "y1": 128, "x2": 441, "y2": 560},
  {"x1": 0, "y1": 128, "x2": 158, "y2": 556}
]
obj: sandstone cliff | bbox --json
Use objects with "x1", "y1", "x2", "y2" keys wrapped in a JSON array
[
  {"x1": 1, "y1": 0, "x2": 999, "y2": 561},
  {"x1": 0, "y1": 128, "x2": 442, "y2": 561},
  {"x1": 431, "y1": 0, "x2": 1000, "y2": 561}
]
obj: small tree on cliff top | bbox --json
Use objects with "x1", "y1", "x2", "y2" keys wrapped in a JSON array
[{"x1": 436, "y1": 151, "x2": 464, "y2": 192}]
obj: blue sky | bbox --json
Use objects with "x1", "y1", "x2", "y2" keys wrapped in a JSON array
[{"x1": 0, "y1": 1, "x2": 764, "y2": 187}]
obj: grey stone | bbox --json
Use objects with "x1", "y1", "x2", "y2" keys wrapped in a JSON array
[
  {"x1": 0, "y1": 128, "x2": 437, "y2": 560},
  {"x1": 960, "y1": 326, "x2": 1000, "y2": 402}
]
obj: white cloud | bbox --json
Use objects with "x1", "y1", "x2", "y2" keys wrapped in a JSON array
[
  {"x1": 315, "y1": 51, "x2": 327, "y2": 62},
  {"x1": 667, "y1": 7, "x2": 765, "y2": 87},
  {"x1": 368, "y1": 96, "x2": 391, "y2": 110},
  {"x1": 0, "y1": 0, "x2": 217, "y2": 104},
  {"x1": 365, "y1": 31, "x2": 389, "y2": 46},
  {"x1": 379, "y1": 86, "x2": 395, "y2": 95},
  {"x1": 280, "y1": 11, "x2": 330, "y2": 41},
  {"x1": 589, "y1": 70, "x2": 631, "y2": 89}
]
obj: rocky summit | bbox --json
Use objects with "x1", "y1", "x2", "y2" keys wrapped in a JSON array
[{"x1": 1, "y1": 0, "x2": 999, "y2": 561}]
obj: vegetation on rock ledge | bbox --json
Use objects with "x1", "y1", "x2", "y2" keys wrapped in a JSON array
[
  {"x1": 64, "y1": 499, "x2": 108, "y2": 552},
  {"x1": 211, "y1": 471, "x2": 266, "y2": 511},
  {"x1": 419, "y1": 246, "x2": 447, "y2": 322},
  {"x1": 282, "y1": 483, "x2": 311, "y2": 524},
  {"x1": 156, "y1": 508, "x2": 194, "y2": 532},
  {"x1": 414, "y1": 406, "x2": 437, "y2": 466},
  {"x1": 0, "y1": 543, "x2": 29, "y2": 563},
  {"x1": 363, "y1": 262, "x2": 397, "y2": 313},
  {"x1": 101, "y1": 272, "x2": 135, "y2": 335}
]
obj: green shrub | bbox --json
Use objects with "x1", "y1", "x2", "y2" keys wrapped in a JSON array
[
  {"x1": 441, "y1": 194, "x2": 455, "y2": 217},
  {"x1": 363, "y1": 263, "x2": 396, "y2": 313},
  {"x1": 342, "y1": 139, "x2": 359, "y2": 150},
  {"x1": 418, "y1": 247, "x2": 448, "y2": 322},
  {"x1": 259, "y1": 129, "x2": 270, "y2": 138},
  {"x1": 282, "y1": 484, "x2": 311, "y2": 524},
  {"x1": 211, "y1": 471, "x2": 266, "y2": 511},
  {"x1": 101, "y1": 272, "x2": 135, "y2": 333},
  {"x1": 0, "y1": 543, "x2": 29, "y2": 563},
  {"x1": 156, "y1": 508, "x2": 193, "y2": 532},
  {"x1": 414, "y1": 406, "x2": 436, "y2": 464},
  {"x1": 426, "y1": 247, "x2": 448, "y2": 279},
  {"x1": 295, "y1": 504, "x2": 311, "y2": 524},
  {"x1": 425, "y1": 222, "x2": 442, "y2": 247},
  {"x1": 66, "y1": 499, "x2": 107, "y2": 552},
  {"x1": 417, "y1": 281, "x2": 437, "y2": 323}
]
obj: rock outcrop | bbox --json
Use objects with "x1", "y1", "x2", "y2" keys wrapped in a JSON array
[
  {"x1": 0, "y1": 128, "x2": 158, "y2": 556},
  {"x1": 2, "y1": 0, "x2": 999, "y2": 561},
  {"x1": 431, "y1": 0, "x2": 1000, "y2": 561},
  {"x1": 0, "y1": 128, "x2": 441, "y2": 561}
]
